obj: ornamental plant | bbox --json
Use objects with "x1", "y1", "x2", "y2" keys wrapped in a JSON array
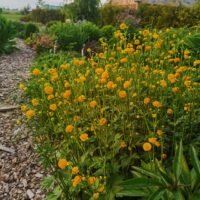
[
  {"x1": 117, "y1": 141, "x2": 200, "y2": 199},
  {"x1": 0, "y1": 15, "x2": 16, "y2": 55},
  {"x1": 22, "y1": 25, "x2": 200, "y2": 199}
]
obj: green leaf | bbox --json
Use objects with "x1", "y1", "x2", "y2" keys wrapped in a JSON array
[
  {"x1": 120, "y1": 177, "x2": 161, "y2": 188},
  {"x1": 190, "y1": 191, "x2": 200, "y2": 200},
  {"x1": 132, "y1": 166, "x2": 162, "y2": 181},
  {"x1": 180, "y1": 155, "x2": 191, "y2": 185},
  {"x1": 41, "y1": 175, "x2": 54, "y2": 189},
  {"x1": 173, "y1": 140, "x2": 183, "y2": 182},
  {"x1": 116, "y1": 189, "x2": 148, "y2": 197},
  {"x1": 174, "y1": 190, "x2": 185, "y2": 200},
  {"x1": 147, "y1": 188, "x2": 166, "y2": 200},
  {"x1": 190, "y1": 146, "x2": 200, "y2": 179}
]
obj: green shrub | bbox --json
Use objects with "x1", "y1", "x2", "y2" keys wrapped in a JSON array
[
  {"x1": 0, "y1": 15, "x2": 16, "y2": 55},
  {"x1": 25, "y1": 23, "x2": 39, "y2": 38},
  {"x1": 117, "y1": 141, "x2": 200, "y2": 199},
  {"x1": 100, "y1": 4, "x2": 127, "y2": 26},
  {"x1": 137, "y1": 4, "x2": 200, "y2": 28},
  {"x1": 80, "y1": 22, "x2": 101, "y2": 41},
  {"x1": 48, "y1": 22, "x2": 101, "y2": 51},
  {"x1": 10, "y1": 21, "x2": 26, "y2": 38},
  {"x1": 101, "y1": 25, "x2": 116, "y2": 40},
  {"x1": 31, "y1": 8, "x2": 65, "y2": 24}
]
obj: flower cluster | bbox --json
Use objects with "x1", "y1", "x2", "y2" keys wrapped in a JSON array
[{"x1": 22, "y1": 25, "x2": 200, "y2": 199}]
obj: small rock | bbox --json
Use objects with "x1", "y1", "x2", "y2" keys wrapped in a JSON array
[
  {"x1": 27, "y1": 189, "x2": 34, "y2": 199},
  {"x1": 35, "y1": 173, "x2": 43, "y2": 178},
  {"x1": 22, "y1": 179, "x2": 28, "y2": 188}
]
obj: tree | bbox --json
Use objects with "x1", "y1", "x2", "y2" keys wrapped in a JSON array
[
  {"x1": 20, "y1": 4, "x2": 31, "y2": 15},
  {"x1": 63, "y1": 0, "x2": 101, "y2": 23},
  {"x1": 76, "y1": 0, "x2": 101, "y2": 22},
  {"x1": 37, "y1": 0, "x2": 46, "y2": 8}
]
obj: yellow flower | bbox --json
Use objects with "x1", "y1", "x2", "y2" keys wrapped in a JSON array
[
  {"x1": 90, "y1": 100, "x2": 97, "y2": 108},
  {"x1": 143, "y1": 142, "x2": 152, "y2": 151},
  {"x1": 19, "y1": 83, "x2": 25, "y2": 90},
  {"x1": 118, "y1": 90, "x2": 127, "y2": 98},
  {"x1": 32, "y1": 68, "x2": 40, "y2": 76},
  {"x1": 47, "y1": 94, "x2": 54, "y2": 100},
  {"x1": 65, "y1": 125, "x2": 74, "y2": 133},
  {"x1": 88, "y1": 177, "x2": 96, "y2": 185},
  {"x1": 25, "y1": 110, "x2": 35, "y2": 119},
  {"x1": 31, "y1": 99, "x2": 39, "y2": 106},
  {"x1": 72, "y1": 175, "x2": 82, "y2": 187},
  {"x1": 174, "y1": 58, "x2": 180, "y2": 63},
  {"x1": 193, "y1": 60, "x2": 200, "y2": 66},
  {"x1": 157, "y1": 130, "x2": 163, "y2": 136},
  {"x1": 58, "y1": 159, "x2": 70, "y2": 169},
  {"x1": 143, "y1": 29, "x2": 150, "y2": 37},
  {"x1": 172, "y1": 87, "x2": 179, "y2": 93},
  {"x1": 97, "y1": 186, "x2": 105, "y2": 193},
  {"x1": 168, "y1": 74, "x2": 176, "y2": 84},
  {"x1": 21, "y1": 105, "x2": 28, "y2": 112},
  {"x1": 60, "y1": 64, "x2": 70, "y2": 70},
  {"x1": 80, "y1": 133, "x2": 89, "y2": 142},
  {"x1": 49, "y1": 104, "x2": 57, "y2": 111},
  {"x1": 134, "y1": 39, "x2": 140, "y2": 45},
  {"x1": 148, "y1": 138, "x2": 157, "y2": 144},
  {"x1": 95, "y1": 68, "x2": 104, "y2": 75},
  {"x1": 145, "y1": 46, "x2": 151, "y2": 51},
  {"x1": 93, "y1": 193, "x2": 100, "y2": 199},
  {"x1": 100, "y1": 78, "x2": 107, "y2": 84},
  {"x1": 107, "y1": 81, "x2": 117, "y2": 90},
  {"x1": 72, "y1": 166, "x2": 79, "y2": 175},
  {"x1": 120, "y1": 58, "x2": 128, "y2": 63},
  {"x1": 120, "y1": 141, "x2": 127, "y2": 148},
  {"x1": 63, "y1": 90, "x2": 71, "y2": 99},
  {"x1": 161, "y1": 154, "x2": 167, "y2": 159},
  {"x1": 160, "y1": 80, "x2": 167, "y2": 88},
  {"x1": 153, "y1": 33, "x2": 159, "y2": 39},
  {"x1": 120, "y1": 23, "x2": 127, "y2": 30},
  {"x1": 116, "y1": 76, "x2": 123, "y2": 82},
  {"x1": 77, "y1": 95, "x2": 86, "y2": 102},
  {"x1": 101, "y1": 71, "x2": 109, "y2": 79},
  {"x1": 44, "y1": 86, "x2": 54, "y2": 95},
  {"x1": 73, "y1": 116, "x2": 80, "y2": 122},
  {"x1": 99, "y1": 118, "x2": 107, "y2": 126},
  {"x1": 167, "y1": 108, "x2": 174, "y2": 115},
  {"x1": 152, "y1": 101, "x2": 162, "y2": 108},
  {"x1": 144, "y1": 97, "x2": 151, "y2": 105},
  {"x1": 123, "y1": 80, "x2": 131, "y2": 89}
]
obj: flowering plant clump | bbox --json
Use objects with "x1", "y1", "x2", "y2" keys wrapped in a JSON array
[{"x1": 22, "y1": 25, "x2": 200, "y2": 199}]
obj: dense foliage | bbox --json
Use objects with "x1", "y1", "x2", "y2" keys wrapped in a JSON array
[
  {"x1": 21, "y1": 24, "x2": 200, "y2": 199},
  {"x1": 21, "y1": 8, "x2": 65, "y2": 24},
  {"x1": 63, "y1": 0, "x2": 101, "y2": 23},
  {"x1": 0, "y1": 15, "x2": 16, "y2": 55},
  {"x1": 48, "y1": 22, "x2": 102, "y2": 51},
  {"x1": 137, "y1": 4, "x2": 200, "y2": 28}
]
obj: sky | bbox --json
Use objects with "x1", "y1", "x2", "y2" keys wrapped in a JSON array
[{"x1": 0, "y1": 0, "x2": 107, "y2": 9}]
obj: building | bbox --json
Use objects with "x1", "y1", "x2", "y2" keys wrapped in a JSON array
[{"x1": 108, "y1": 0, "x2": 139, "y2": 9}]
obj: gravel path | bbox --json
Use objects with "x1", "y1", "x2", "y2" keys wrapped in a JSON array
[{"x1": 0, "y1": 40, "x2": 45, "y2": 200}]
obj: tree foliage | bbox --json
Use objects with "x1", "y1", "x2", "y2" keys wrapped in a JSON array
[{"x1": 63, "y1": 0, "x2": 101, "y2": 23}]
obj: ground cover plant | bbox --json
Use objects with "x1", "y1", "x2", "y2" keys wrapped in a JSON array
[{"x1": 21, "y1": 24, "x2": 200, "y2": 199}]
